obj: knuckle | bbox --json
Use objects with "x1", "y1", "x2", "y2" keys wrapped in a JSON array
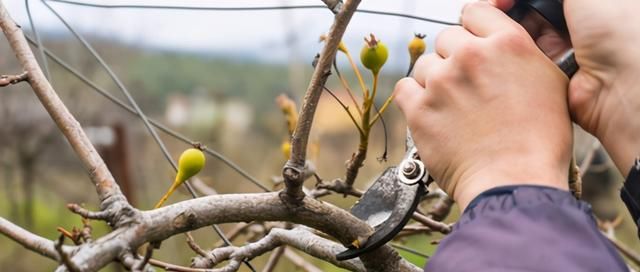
[
  {"x1": 426, "y1": 64, "x2": 454, "y2": 89},
  {"x1": 462, "y1": 1, "x2": 489, "y2": 16},
  {"x1": 452, "y1": 42, "x2": 487, "y2": 69},
  {"x1": 393, "y1": 78, "x2": 417, "y2": 109},
  {"x1": 435, "y1": 26, "x2": 464, "y2": 47},
  {"x1": 413, "y1": 54, "x2": 430, "y2": 71},
  {"x1": 492, "y1": 30, "x2": 531, "y2": 52}
]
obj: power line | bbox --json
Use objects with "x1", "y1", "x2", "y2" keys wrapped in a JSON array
[
  {"x1": 25, "y1": 0, "x2": 51, "y2": 80},
  {"x1": 45, "y1": 0, "x2": 459, "y2": 26}
]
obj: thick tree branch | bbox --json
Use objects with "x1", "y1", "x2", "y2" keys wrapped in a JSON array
[
  {"x1": 55, "y1": 193, "x2": 418, "y2": 271},
  {"x1": 284, "y1": 0, "x2": 361, "y2": 199},
  {"x1": 0, "y1": 2, "x2": 127, "y2": 212}
]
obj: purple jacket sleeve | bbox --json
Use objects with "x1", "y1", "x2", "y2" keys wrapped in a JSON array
[{"x1": 426, "y1": 186, "x2": 628, "y2": 272}]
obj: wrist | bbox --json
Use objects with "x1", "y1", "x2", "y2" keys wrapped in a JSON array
[
  {"x1": 447, "y1": 153, "x2": 570, "y2": 211},
  {"x1": 600, "y1": 131, "x2": 640, "y2": 175},
  {"x1": 596, "y1": 81, "x2": 640, "y2": 174}
]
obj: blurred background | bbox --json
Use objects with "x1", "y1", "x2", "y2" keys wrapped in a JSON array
[{"x1": 0, "y1": 0, "x2": 637, "y2": 271}]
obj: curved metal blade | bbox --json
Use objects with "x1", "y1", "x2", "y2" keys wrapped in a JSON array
[{"x1": 336, "y1": 167, "x2": 426, "y2": 261}]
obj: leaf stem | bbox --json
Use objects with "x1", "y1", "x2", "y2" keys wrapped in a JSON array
[{"x1": 344, "y1": 51, "x2": 369, "y2": 100}]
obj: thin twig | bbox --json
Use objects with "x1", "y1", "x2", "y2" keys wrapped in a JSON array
[
  {"x1": 426, "y1": 194, "x2": 454, "y2": 222},
  {"x1": 148, "y1": 258, "x2": 211, "y2": 272},
  {"x1": 55, "y1": 234, "x2": 81, "y2": 272},
  {"x1": 66, "y1": 203, "x2": 111, "y2": 220},
  {"x1": 0, "y1": 217, "x2": 62, "y2": 260},
  {"x1": 80, "y1": 218, "x2": 92, "y2": 243},
  {"x1": 343, "y1": 46, "x2": 369, "y2": 100},
  {"x1": 315, "y1": 179, "x2": 363, "y2": 197},
  {"x1": 194, "y1": 227, "x2": 366, "y2": 272},
  {"x1": 0, "y1": 71, "x2": 28, "y2": 87},
  {"x1": 136, "y1": 244, "x2": 154, "y2": 270},
  {"x1": 369, "y1": 93, "x2": 395, "y2": 126},
  {"x1": 186, "y1": 232, "x2": 209, "y2": 257},
  {"x1": 606, "y1": 235, "x2": 640, "y2": 267},
  {"x1": 323, "y1": 86, "x2": 365, "y2": 135},
  {"x1": 373, "y1": 102, "x2": 389, "y2": 162},
  {"x1": 212, "y1": 222, "x2": 252, "y2": 248},
  {"x1": 262, "y1": 245, "x2": 286, "y2": 272},
  {"x1": 332, "y1": 60, "x2": 362, "y2": 117},
  {"x1": 411, "y1": 213, "x2": 451, "y2": 234}
]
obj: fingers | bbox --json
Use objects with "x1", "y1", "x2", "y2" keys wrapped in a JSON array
[
  {"x1": 488, "y1": 0, "x2": 516, "y2": 11},
  {"x1": 394, "y1": 77, "x2": 428, "y2": 117},
  {"x1": 435, "y1": 26, "x2": 476, "y2": 58},
  {"x1": 412, "y1": 53, "x2": 445, "y2": 87},
  {"x1": 461, "y1": 1, "x2": 521, "y2": 37}
]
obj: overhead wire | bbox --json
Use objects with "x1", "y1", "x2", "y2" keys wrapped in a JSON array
[{"x1": 45, "y1": 0, "x2": 460, "y2": 26}]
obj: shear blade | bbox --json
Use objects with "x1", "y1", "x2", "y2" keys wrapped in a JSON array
[{"x1": 336, "y1": 167, "x2": 426, "y2": 261}]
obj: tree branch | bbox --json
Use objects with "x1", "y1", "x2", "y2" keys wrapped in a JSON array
[
  {"x1": 0, "y1": 1, "x2": 127, "y2": 213},
  {"x1": 321, "y1": 0, "x2": 343, "y2": 14},
  {"x1": 55, "y1": 234, "x2": 82, "y2": 272},
  {"x1": 53, "y1": 193, "x2": 417, "y2": 271},
  {"x1": 284, "y1": 0, "x2": 361, "y2": 200},
  {"x1": 0, "y1": 216, "x2": 66, "y2": 261}
]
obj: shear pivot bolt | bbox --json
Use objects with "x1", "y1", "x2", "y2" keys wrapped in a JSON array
[{"x1": 402, "y1": 161, "x2": 419, "y2": 179}]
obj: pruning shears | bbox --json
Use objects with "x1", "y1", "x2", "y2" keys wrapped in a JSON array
[
  {"x1": 336, "y1": 0, "x2": 576, "y2": 261},
  {"x1": 336, "y1": 134, "x2": 430, "y2": 261}
]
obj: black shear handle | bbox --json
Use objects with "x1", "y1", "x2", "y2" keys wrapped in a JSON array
[{"x1": 507, "y1": 0, "x2": 578, "y2": 77}]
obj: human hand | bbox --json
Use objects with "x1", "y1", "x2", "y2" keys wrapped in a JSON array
[
  {"x1": 394, "y1": 1, "x2": 573, "y2": 209},
  {"x1": 493, "y1": 0, "x2": 640, "y2": 174}
]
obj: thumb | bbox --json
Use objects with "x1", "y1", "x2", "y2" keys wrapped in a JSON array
[{"x1": 567, "y1": 69, "x2": 603, "y2": 132}]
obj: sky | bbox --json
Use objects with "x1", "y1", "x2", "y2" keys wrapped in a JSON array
[{"x1": 4, "y1": 0, "x2": 471, "y2": 70}]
